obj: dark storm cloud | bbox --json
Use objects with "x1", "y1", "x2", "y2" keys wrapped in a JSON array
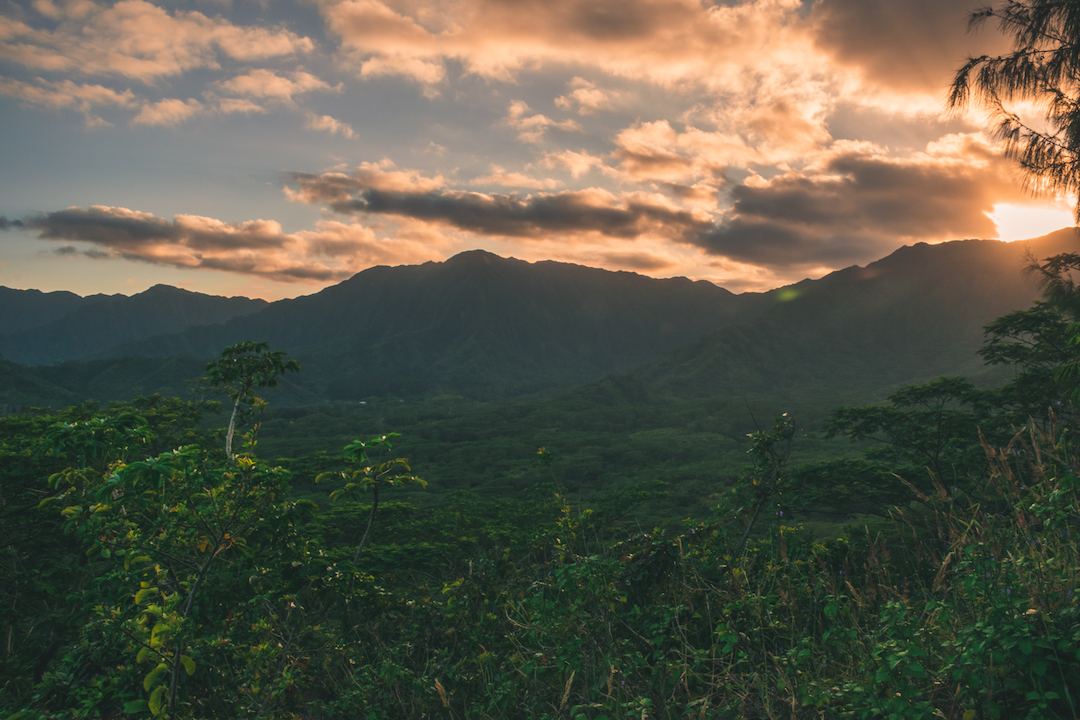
[
  {"x1": 0, "y1": 216, "x2": 24, "y2": 230},
  {"x1": 24, "y1": 207, "x2": 285, "y2": 251},
  {"x1": 693, "y1": 141, "x2": 1026, "y2": 267},
  {"x1": 811, "y1": 0, "x2": 1010, "y2": 94},
  {"x1": 17, "y1": 205, "x2": 440, "y2": 283},
  {"x1": 287, "y1": 171, "x2": 707, "y2": 240},
  {"x1": 292, "y1": 137, "x2": 1026, "y2": 272},
  {"x1": 26, "y1": 207, "x2": 183, "y2": 246}
]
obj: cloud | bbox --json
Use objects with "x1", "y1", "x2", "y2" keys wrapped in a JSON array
[
  {"x1": 282, "y1": 131, "x2": 1034, "y2": 278},
  {"x1": 284, "y1": 161, "x2": 446, "y2": 207},
  {"x1": 0, "y1": 77, "x2": 137, "y2": 124},
  {"x1": 503, "y1": 101, "x2": 582, "y2": 144},
  {"x1": 20, "y1": 205, "x2": 444, "y2": 282},
  {"x1": 0, "y1": 0, "x2": 313, "y2": 82},
  {"x1": 218, "y1": 97, "x2": 265, "y2": 114},
  {"x1": 612, "y1": 120, "x2": 737, "y2": 183},
  {"x1": 555, "y1": 77, "x2": 624, "y2": 115},
  {"x1": 596, "y1": 250, "x2": 675, "y2": 272},
  {"x1": 217, "y1": 68, "x2": 334, "y2": 102},
  {"x1": 131, "y1": 98, "x2": 203, "y2": 126},
  {"x1": 315, "y1": 0, "x2": 857, "y2": 168},
  {"x1": 320, "y1": 0, "x2": 815, "y2": 90},
  {"x1": 472, "y1": 165, "x2": 560, "y2": 190},
  {"x1": 305, "y1": 112, "x2": 357, "y2": 138},
  {"x1": 809, "y1": 0, "x2": 1011, "y2": 97},
  {"x1": 542, "y1": 150, "x2": 611, "y2": 179},
  {"x1": 693, "y1": 135, "x2": 1030, "y2": 268},
  {"x1": 611, "y1": 99, "x2": 834, "y2": 185},
  {"x1": 287, "y1": 166, "x2": 709, "y2": 241}
]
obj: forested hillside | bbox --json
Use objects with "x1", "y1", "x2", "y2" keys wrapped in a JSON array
[
  {"x1": 106, "y1": 250, "x2": 766, "y2": 399},
  {"x1": 3, "y1": 233, "x2": 1080, "y2": 720},
  {"x1": 2, "y1": 231, "x2": 1074, "y2": 410},
  {"x1": 3, "y1": 271, "x2": 1079, "y2": 717},
  {"x1": 0, "y1": 285, "x2": 266, "y2": 365}
]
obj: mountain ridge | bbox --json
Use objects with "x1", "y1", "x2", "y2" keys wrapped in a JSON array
[
  {"x1": 0, "y1": 285, "x2": 268, "y2": 365},
  {"x1": 3, "y1": 231, "x2": 1079, "y2": 408}
]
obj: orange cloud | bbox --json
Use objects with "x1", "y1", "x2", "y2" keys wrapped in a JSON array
[
  {"x1": 0, "y1": 0, "x2": 313, "y2": 82},
  {"x1": 555, "y1": 77, "x2": 624, "y2": 115},
  {"x1": 694, "y1": 135, "x2": 1032, "y2": 268},
  {"x1": 305, "y1": 112, "x2": 357, "y2": 138},
  {"x1": 472, "y1": 165, "x2": 561, "y2": 190},
  {"x1": 0, "y1": 76, "x2": 136, "y2": 124},
  {"x1": 542, "y1": 150, "x2": 611, "y2": 179},
  {"x1": 287, "y1": 165, "x2": 712, "y2": 242},
  {"x1": 612, "y1": 121, "x2": 737, "y2": 182},
  {"x1": 217, "y1": 97, "x2": 265, "y2": 114},
  {"x1": 319, "y1": 0, "x2": 821, "y2": 92},
  {"x1": 130, "y1": 97, "x2": 203, "y2": 126},
  {"x1": 217, "y1": 68, "x2": 335, "y2": 102},
  {"x1": 504, "y1": 100, "x2": 582, "y2": 144},
  {"x1": 285, "y1": 161, "x2": 447, "y2": 207},
  {"x1": 22, "y1": 205, "x2": 445, "y2": 282},
  {"x1": 810, "y1": 0, "x2": 1010, "y2": 97}
]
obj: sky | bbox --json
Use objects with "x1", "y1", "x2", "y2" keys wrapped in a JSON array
[{"x1": 0, "y1": 0, "x2": 1076, "y2": 300}]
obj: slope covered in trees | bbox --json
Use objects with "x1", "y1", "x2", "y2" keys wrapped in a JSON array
[
  {"x1": 2, "y1": 288, "x2": 1079, "y2": 718},
  {"x1": 0, "y1": 285, "x2": 267, "y2": 365},
  {"x1": 2, "y1": 232, "x2": 1075, "y2": 410},
  {"x1": 105, "y1": 249, "x2": 766, "y2": 399}
]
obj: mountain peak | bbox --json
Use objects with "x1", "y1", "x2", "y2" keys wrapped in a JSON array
[{"x1": 443, "y1": 249, "x2": 524, "y2": 267}]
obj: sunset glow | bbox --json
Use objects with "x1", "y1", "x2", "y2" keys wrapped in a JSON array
[
  {"x1": 990, "y1": 204, "x2": 1075, "y2": 243},
  {"x1": 0, "y1": 0, "x2": 1075, "y2": 298}
]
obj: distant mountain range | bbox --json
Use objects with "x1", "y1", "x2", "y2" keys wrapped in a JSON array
[
  {"x1": 0, "y1": 284, "x2": 267, "y2": 365},
  {"x1": 640, "y1": 231, "x2": 1079, "y2": 397},
  {"x1": 2, "y1": 229, "x2": 1077, "y2": 409}
]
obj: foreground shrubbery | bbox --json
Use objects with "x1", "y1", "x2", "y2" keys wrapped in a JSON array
[{"x1": 2, "y1": 399, "x2": 1078, "y2": 718}]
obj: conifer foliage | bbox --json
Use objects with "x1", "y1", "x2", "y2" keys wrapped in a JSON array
[{"x1": 950, "y1": 0, "x2": 1080, "y2": 218}]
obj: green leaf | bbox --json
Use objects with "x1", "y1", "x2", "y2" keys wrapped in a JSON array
[
  {"x1": 148, "y1": 685, "x2": 167, "y2": 717},
  {"x1": 136, "y1": 646, "x2": 151, "y2": 663},
  {"x1": 150, "y1": 622, "x2": 171, "y2": 647},
  {"x1": 179, "y1": 655, "x2": 195, "y2": 675},
  {"x1": 124, "y1": 700, "x2": 149, "y2": 714},
  {"x1": 135, "y1": 588, "x2": 156, "y2": 605},
  {"x1": 143, "y1": 662, "x2": 169, "y2": 691}
]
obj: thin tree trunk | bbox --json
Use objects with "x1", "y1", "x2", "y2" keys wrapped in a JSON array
[
  {"x1": 225, "y1": 398, "x2": 240, "y2": 457},
  {"x1": 737, "y1": 498, "x2": 766, "y2": 557},
  {"x1": 353, "y1": 484, "x2": 379, "y2": 564}
]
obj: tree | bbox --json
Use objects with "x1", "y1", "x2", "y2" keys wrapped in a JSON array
[
  {"x1": 25, "y1": 351, "x2": 328, "y2": 719},
  {"x1": 720, "y1": 413, "x2": 795, "y2": 555},
  {"x1": 980, "y1": 301, "x2": 1080, "y2": 414},
  {"x1": 201, "y1": 341, "x2": 300, "y2": 457},
  {"x1": 317, "y1": 434, "x2": 425, "y2": 564},
  {"x1": 949, "y1": 0, "x2": 1080, "y2": 219}
]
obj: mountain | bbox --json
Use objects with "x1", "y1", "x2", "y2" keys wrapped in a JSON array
[
  {"x1": 640, "y1": 229, "x2": 1080, "y2": 398},
  {"x1": 108, "y1": 250, "x2": 766, "y2": 398},
  {"x1": 0, "y1": 285, "x2": 268, "y2": 365},
  {"x1": 0, "y1": 356, "x2": 83, "y2": 411},
  {"x1": 4, "y1": 230, "x2": 1079, "y2": 410},
  {"x1": 0, "y1": 286, "x2": 101, "y2": 334}
]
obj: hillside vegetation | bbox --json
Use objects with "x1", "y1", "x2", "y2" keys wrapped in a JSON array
[{"x1": 2, "y1": 240, "x2": 1080, "y2": 718}]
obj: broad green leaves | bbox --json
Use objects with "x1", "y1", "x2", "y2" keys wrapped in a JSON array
[
  {"x1": 201, "y1": 341, "x2": 300, "y2": 457},
  {"x1": 318, "y1": 433, "x2": 426, "y2": 563}
]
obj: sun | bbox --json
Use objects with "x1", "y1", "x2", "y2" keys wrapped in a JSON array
[{"x1": 989, "y1": 203, "x2": 1075, "y2": 242}]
